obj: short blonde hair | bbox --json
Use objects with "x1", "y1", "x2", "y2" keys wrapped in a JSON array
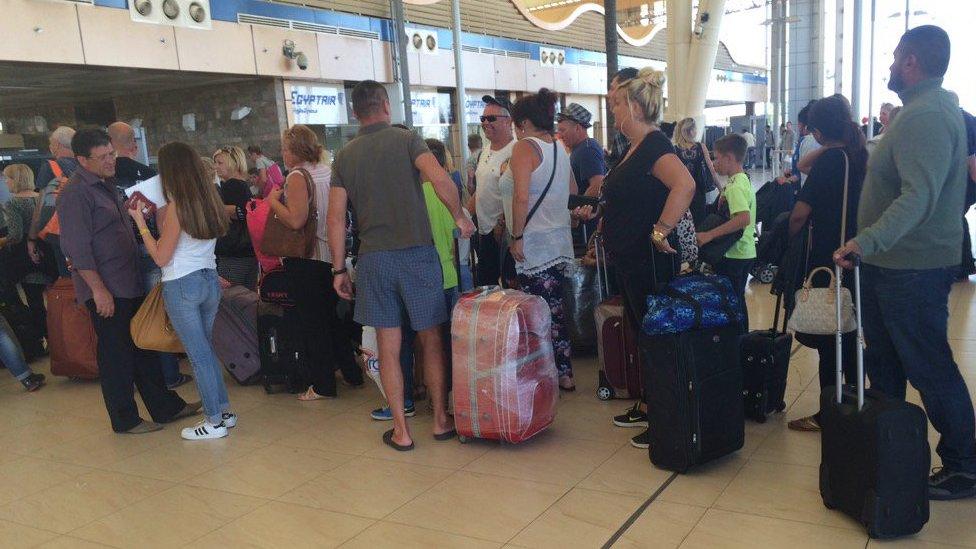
[
  {"x1": 282, "y1": 125, "x2": 325, "y2": 165},
  {"x1": 3, "y1": 164, "x2": 34, "y2": 193},
  {"x1": 212, "y1": 146, "x2": 248, "y2": 178},
  {"x1": 673, "y1": 118, "x2": 698, "y2": 149},
  {"x1": 618, "y1": 68, "x2": 666, "y2": 126}
]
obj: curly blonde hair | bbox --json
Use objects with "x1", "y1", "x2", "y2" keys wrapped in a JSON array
[
  {"x1": 673, "y1": 118, "x2": 699, "y2": 150},
  {"x1": 617, "y1": 68, "x2": 666, "y2": 126}
]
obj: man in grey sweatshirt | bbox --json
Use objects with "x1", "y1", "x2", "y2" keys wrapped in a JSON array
[{"x1": 836, "y1": 25, "x2": 976, "y2": 500}]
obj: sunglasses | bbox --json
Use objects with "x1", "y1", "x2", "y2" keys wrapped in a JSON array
[{"x1": 480, "y1": 115, "x2": 510, "y2": 123}]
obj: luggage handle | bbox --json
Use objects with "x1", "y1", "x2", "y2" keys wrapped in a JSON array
[
  {"x1": 594, "y1": 233, "x2": 611, "y2": 301},
  {"x1": 835, "y1": 256, "x2": 864, "y2": 410}
]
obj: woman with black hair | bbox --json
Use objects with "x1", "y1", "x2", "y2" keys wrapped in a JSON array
[
  {"x1": 785, "y1": 94, "x2": 868, "y2": 432},
  {"x1": 498, "y1": 88, "x2": 577, "y2": 391}
]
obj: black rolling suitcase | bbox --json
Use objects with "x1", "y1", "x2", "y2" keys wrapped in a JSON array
[
  {"x1": 819, "y1": 261, "x2": 930, "y2": 539},
  {"x1": 258, "y1": 302, "x2": 306, "y2": 394},
  {"x1": 741, "y1": 291, "x2": 792, "y2": 422}
]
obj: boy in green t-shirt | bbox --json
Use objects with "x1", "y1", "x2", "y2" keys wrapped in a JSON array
[{"x1": 696, "y1": 133, "x2": 756, "y2": 331}]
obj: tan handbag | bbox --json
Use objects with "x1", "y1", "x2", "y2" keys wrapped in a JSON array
[
  {"x1": 130, "y1": 284, "x2": 185, "y2": 353},
  {"x1": 260, "y1": 168, "x2": 317, "y2": 259}
]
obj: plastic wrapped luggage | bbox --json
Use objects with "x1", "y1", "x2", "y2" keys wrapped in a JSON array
[
  {"x1": 595, "y1": 297, "x2": 641, "y2": 400},
  {"x1": 819, "y1": 261, "x2": 929, "y2": 538},
  {"x1": 452, "y1": 287, "x2": 558, "y2": 443},
  {"x1": 45, "y1": 278, "x2": 98, "y2": 379},
  {"x1": 562, "y1": 259, "x2": 599, "y2": 352},
  {"x1": 215, "y1": 285, "x2": 260, "y2": 385}
]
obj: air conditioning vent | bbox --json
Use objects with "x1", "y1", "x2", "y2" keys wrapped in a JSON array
[
  {"x1": 539, "y1": 47, "x2": 565, "y2": 66},
  {"x1": 130, "y1": 0, "x2": 211, "y2": 29},
  {"x1": 578, "y1": 59, "x2": 606, "y2": 67},
  {"x1": 292, "y1": 22, "x2": 338, "y2": 34},
  {"x1": 405, "y1": 28, "x2": 437, "y2": 55},
  {"x1": 506, "y1": 51, "x2": 530, "y2": 59},
  {"x1": 238, "y1": 14, "x2": 290, "y2": 28},
  {"x1": 479, "y1": 47, "x2": 505, "y2": 56},
  {"x1": 338, "y1": 28, "x2": 380, "y2": 40},
  {"x1": 461, "y1": 45, "x2": 479, "y2": 53}
]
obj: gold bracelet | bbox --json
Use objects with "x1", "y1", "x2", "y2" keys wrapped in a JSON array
[{"x1": 139, "y1": 228, "x2": 151, "y2": 236}]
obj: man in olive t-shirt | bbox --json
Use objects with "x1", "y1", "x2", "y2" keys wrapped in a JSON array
[{"x1": 327, "y1": 80, "x2": 475, "y2": 452}]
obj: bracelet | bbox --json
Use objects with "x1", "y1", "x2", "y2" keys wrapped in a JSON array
[
  {"x1": 656, "y1": 220, "x2": 674, "y2": 231},
  {"x1": 331, "y1": 267, "x2": 348, "y2": 276},
  {"x1": 512, "y1": 234, "x2": 524, "y2": 241},
  {"x1": 139, "y1": 228, "x2": 151, "y2": 236}
]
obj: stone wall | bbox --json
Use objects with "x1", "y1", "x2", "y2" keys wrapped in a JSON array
[
  {"x1": 114, "y1": 78, "x2": 288, "y2": 163},
  {"x1": 0, "y1": 105, "x2": 79, "y2": 150}
]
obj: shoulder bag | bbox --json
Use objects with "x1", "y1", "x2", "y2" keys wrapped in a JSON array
[
  {"x1": 260, "y1": 168, "x2": 317, "y2": 259},
  {"x1": 131, "y1": 284, "x2": 185, "y2": 353}
]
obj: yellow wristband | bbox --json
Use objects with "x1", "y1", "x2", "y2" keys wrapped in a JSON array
[{"x1": 139, "y1": 228, "x2": 151, "y2": 236}]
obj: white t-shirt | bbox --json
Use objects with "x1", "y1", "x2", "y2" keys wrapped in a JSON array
[
  {"x1": 295, "y1": 162, "x2": 332, "y2": 264},
  {"x1": 797, "y1": 133, "x2": 822, "y2": 187},
  {"x1": 474, "y1": 140, "x2": 515, "y2": 235},
  {"x1": 742, "y1": 132, "x2": 756, "y2": 148},
  {"x1": 161, "y1": 230, "x2": 216, "y2": 282}
]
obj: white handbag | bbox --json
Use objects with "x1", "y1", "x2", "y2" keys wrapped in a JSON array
[
  {"x1": 788, "y1": 150, "x2": 856, "y2": 336},
  {"x1": 787, "y1": 266, "x2": 857, "y2": 335}
]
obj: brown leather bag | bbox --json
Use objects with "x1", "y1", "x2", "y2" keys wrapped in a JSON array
[
  {"x1": 45, "y1": 278, "x2": 99, "y2": 379},
  {"x1": 260, "y1": 168, "x2": 317, "y2": 259},
  {"x1": 130, "y1": 284, "x2": 185, "y2": 353}
]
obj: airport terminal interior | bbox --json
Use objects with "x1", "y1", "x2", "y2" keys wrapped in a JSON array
[{"x1": 1, "y1": 0, "x2": 975, "y2": 547}]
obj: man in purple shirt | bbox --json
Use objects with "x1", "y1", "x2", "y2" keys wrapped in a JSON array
[{"x1": 57, "y1": 129, "x2": 198, "y2": 434}]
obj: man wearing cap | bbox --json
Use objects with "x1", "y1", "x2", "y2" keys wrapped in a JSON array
[
  {"x1": 468, "y1": 95, "x2": 516, "y2": 286},
  {"x1": 557, "y1": 103, "x2": 607, "y2": 198}
]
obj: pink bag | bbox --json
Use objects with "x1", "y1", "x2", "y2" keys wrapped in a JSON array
[
  {"x1": 261, "y1": 163, "x2": 286, "y2": 198},
  {"x1": 245, "y1": 198, "x2": 282, "y2": 273}
]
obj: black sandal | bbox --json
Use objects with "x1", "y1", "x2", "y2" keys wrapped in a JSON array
[
  {"x1": 433, "y1": 429, "x2": 457, "y2": 441},
  {"x1": 382, "y1": 429, "x2": 414, "y2": 451}
]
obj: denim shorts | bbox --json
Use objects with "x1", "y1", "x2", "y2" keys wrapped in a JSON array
[{"x1": 354, "y1": 245, "x2": 447, "y2": 331}]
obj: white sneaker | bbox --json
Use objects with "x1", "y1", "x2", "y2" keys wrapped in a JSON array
[
  {"x1": 221, "y1": 412, "x2": 238, "y2": 428},
  {"x1": 181, "y1": 420, "x2": 228, "y2": 440}
]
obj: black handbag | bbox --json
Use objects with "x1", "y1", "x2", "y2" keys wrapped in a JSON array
[{"x1": 697, "y1": 211, "x2": 744, "y2": 266}]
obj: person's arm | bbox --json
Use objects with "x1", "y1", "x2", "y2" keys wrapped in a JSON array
[
  {"x1": 797, "y1": 144, "x2": 831, "y2": 174},
  {"x1": 57, "y1": 187, "x2": 114, "y2": 317},
  {"x1": 701, "y1": 142, "x2": 721, "y2": 187},
  {"x1": 852, "y1": 113, "x2": 957, "y2": 258},
  {"x1": 267, "y1": 171, "x2": 310, "y2": 230},
  {"x1": 650, "y1": 153, "x2": 696, "y2": 231},
  {"x1": 507, "y1": 140, "x2": 539, "y2": 262},
  {"x1": 133, "y1": 203, "x2": 180, "y2": 267},
  {"x1": 327, "y1": 186, "x2": 353, "y2": 300},
  {"x1": 697, "y1": 178, "x2": 750, "y2": 244},
  {"x1": 788, "y1": 201, "x2": 812, "y2": 237},
  {"x1": 968, "y1": 155, "x2": 976, "y2": 184},
  {"x1": 578, "y1": 147, "x2": 607, "y2": 197},
  {"x1": 415, "y1": 152, "x2": 475, "y2": 238},
  {"x1": 4, "y1": 203, "x2": 25, "y2": 245}
]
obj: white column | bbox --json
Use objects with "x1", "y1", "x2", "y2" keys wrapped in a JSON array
[
  {"x1": 683, "y1": 0, "x2": 727, "y2": 135},
  {"x1": 665, "y1": 0, "x2": 693, "y2": 122},
  {"x1": 451, "y1": 0, "x2": 468, "y2": 170}
]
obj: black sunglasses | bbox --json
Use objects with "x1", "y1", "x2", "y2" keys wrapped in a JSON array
[{"x1": 480, "y1": 115, "x2": 510, "y2": 123}]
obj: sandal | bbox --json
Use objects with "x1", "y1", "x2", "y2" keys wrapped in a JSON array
[
  {"x1": 382, "y1": 429, "x2": 414, "y2": 451},
  {"x1": 787, "y1": 415, "x2": 822, "y2": 432},
  {"x1": 297, "y1": 387, "x2": 332, "y2": 402},
  {"x1": 559, "y1": 376, "x2": 576, "y2": 392}
]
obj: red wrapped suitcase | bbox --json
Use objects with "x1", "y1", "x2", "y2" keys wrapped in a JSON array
[{"x1": 452, "y1": 287, "x2": 558, "y2": 443}]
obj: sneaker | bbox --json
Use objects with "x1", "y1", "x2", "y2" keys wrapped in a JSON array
[
  {"x1": 221, "y1": 412, "x2": 238, "y2": 428},
  {"x1": 22, "y1": 373, "x2": 46, "y2": 392},
  {"x1": 929, "y1": 467, "x2": 976, "y2": 500},
  {"x1": 613, "y1": 402, "x2": 649, "y2": 428},
  {"x1": 630, "y1": 429, "x2": 650, "y2": 449},
  {"x1": 370, "y1": 402, "x2": 416, "y2": 421},
  {"x1": 181, "y1": 420, "x2": 229, "y2": 441},
  {"x1": 166, "y1": 373, "x2": 194, "y2": 390}
]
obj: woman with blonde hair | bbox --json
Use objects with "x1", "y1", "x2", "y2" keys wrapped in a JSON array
[
  {"x1": 212, "y1": 146, "x2": 257, "y2": 289},
  {"x1": 128, "y1": 142, "x2": 237, "y2": 440},
  {"x1": 0, "y1": 164, "x2": 50, "y2": 341},
  {"x1": 673, "y1": 117, "x2": 718, "y2": 224},
  {"x1": 269, "y1": 124, "x2": 362, "y2": 401}
]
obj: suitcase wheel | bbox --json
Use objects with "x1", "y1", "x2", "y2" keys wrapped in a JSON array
[
  {"x1": 757, "y1": 265, "x2": 776, "y2": 284},
  {"x1": 597, "y1": 386, "x2": 614, "y2": 400}
]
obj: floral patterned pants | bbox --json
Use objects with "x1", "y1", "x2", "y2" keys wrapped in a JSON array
[{"x1": 518, "y1": 265, "x2": 574, "y2": 380}]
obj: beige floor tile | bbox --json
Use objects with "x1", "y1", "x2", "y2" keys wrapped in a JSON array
[
  {"x1": 616, "y1": 501, "x2": 708, "y2": 549},
  {"x1": 37, "y1": 536, "x2": 116, "y2": 548},
  {"x1": 107, "y1": 435, "x2": 261, "y2": 482},
  {"x1": 462, "y1": 432, "x2": 619, "y2": 487},
  {"x1": 361, "y1": 418, "x2": 493, "y2": 469},
  {"x1": 342, "y1": 521, "x2": 502, "y2": 549},
  {"x1": 659, "y1": 454, "x2": 748, "y2": 508},
  {"x1": 750, "y1": 423, "x2": 823, "y2": 467},
  {"x1": 0, "y1": 415, "x2": 105, "y2": 456},
  {"x1": 0, "y1": 518, "x2": 59, "y2": 548},
  {"x1": 276, "y1": 413, "x2": 389, "y2": 456},
  {"x1": 387, "y1": 471, "x2": 567, "y2": 542},
  {"x1": 34, "y1": 430, "x2": 169, "y2": 469},
  {"x1": 908, "y1": 500, "x2": 976, "y2": 548},
  {"x1": 0, "y1": 457, "x2": 91, "y2": 507},
  {"x1": 277, "y1": 456, "x2": 452, "y2": 519},
  {"x1": 71, "y1": 485, "x2": 266, "y2": 548},
  {"x1": 0, "y1": 470, "x2": 171, "y2": 534},
  {"x1": 868, "y1": 539, "x2": 971, "y2": 549},
  {"x1": 679, "y1": 509, "x2": 866, "y2": 549},
  {"x1": 510, "y1": 487, "x2": 644, "y2": 548},
  {"x1": 548, "y1": 399, "x2": 637, "y2": 445},
  {"x1": 713, "y1": 460, "x2": 863, "y2": 531},
  {"x1": 185, "y1": 444, "x2": 352, "y2": 498},
  {"x1": 187, "y1": 501, "x2": 373, "y2": 548},
  {"x1": 578, "y1": 445, "x2": 673, "y2": 498}
]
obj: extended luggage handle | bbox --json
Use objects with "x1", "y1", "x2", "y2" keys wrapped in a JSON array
[
  {"x1": 594, "y1": 233, "x2": 611, "y2": 301},
  {"x1": 835, "y1": 257, "x2": 865, "y2": 410}
]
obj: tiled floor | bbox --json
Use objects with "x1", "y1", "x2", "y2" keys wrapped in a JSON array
[{"x1": 3, "y1": 280, "x2": 976, "y2": 548}]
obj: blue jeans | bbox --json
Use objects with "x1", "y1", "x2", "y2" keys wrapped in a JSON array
[
  {"x1": 0, "y1": 313, "x2": 32, "y2": 382},
  {"x1": 861, "y1": 264, "x2": 976, "y2": 473},
  {"x1": 140, "y1": 251, "x2": 181, "y2": 385},
  {"x1": 162, "y1": 269, "x2": 229, "y2": 424}
]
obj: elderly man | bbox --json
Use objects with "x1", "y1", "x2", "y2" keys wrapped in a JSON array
[
  {"x1": 326, "y1": 81, "x2": 474, "y2": 451},
  {"x1": 29, "y1": 126, "x2": 79, "y2": 278},
  {"x1": 835, "y1": 25, "x2": 976, "y2": 500},
  {"x1": 557, "y1": 103, "x2": 606, "y2": 198},
  {"x1": 58, "y1": 129, "x2": 199, "y2": 434},
  {"x1": 466, "y1": 95, "x2": 516, "y2": 286}
]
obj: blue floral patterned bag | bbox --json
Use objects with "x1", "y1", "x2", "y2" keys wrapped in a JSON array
[{"x1": 642, "y1": 274, "x2": 745, "y2": 335}]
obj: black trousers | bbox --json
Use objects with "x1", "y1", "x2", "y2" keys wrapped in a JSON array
[
  {"x1": 475, "y1": 233, "x2": 502, "y2": 287},
  {"x1": 22, "y1": 282, "x2": 47, "y2": 338},
  {"x1": 283, "y1": 258, "x2": 361, "y2": 396},
  {"x1": 86, "y1": 296, "x2": 186, "y2": 432}
]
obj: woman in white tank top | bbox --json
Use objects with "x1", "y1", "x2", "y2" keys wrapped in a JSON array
[
  {"x1": 128, "y1": 142, "x2": 237, "y2": 441},
  {"x1": 499, "y1": 89, "x2": 577, "y2": 391}
]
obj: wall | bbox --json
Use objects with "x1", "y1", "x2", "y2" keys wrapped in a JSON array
[
  {"x1": 0, "y1": 105, "x2": 79, "y2": 150},
  {"x1": 114, "y1": 79, "x2": 289, "y2": 163},
  {"x1": 787, "y1": 0, "x2": 823, "y2": 123}
]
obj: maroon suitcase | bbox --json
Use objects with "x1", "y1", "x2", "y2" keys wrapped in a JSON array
[
  {"x1": 215, "y1": 285, "x2": 260, "y2": 385},
  {"x1": 595, "y1": 297, "x2": 642, "y2": 400}
]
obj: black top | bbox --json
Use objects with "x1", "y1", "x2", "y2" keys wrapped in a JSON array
[
  {"x1": 602, "y1": 131, "x2": 675, "y2": 273},
  {"x1": 216, "y1": 178, "x2": 254, "y2": 257},
  {"x1": 113, "y1": 157, "x2": 157, "y2": 189},
  {"x1": 796, "y1": 147, "x2": 863, "y2": 278}
]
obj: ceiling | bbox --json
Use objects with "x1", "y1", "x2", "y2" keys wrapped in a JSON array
[{"x1": 0, "y1": 62, "x2": 261, "y2": 113}]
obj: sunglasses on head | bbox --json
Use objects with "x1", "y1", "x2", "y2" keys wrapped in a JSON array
[{"x1": 480, "y1": 115, "x2": 510, "y2": 123}]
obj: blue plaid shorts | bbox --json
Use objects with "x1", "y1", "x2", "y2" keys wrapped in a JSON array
[{"x1": 354, "y1": 245, "x2": 447, "y2": 330}]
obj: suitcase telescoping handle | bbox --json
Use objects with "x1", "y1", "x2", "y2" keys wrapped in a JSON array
[
  {"x1": 834, "y1": 256, "x2": 864, "y2": 410},
  {"x1": 594, "y1": 233, "x2": 611, "y2": 301}
]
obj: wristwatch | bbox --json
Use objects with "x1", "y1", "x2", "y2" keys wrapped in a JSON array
[{"x1": 652, "y1": 229, "x2": 667, "y2": 244}]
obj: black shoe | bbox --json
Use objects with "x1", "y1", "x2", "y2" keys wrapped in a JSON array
[
  {"x1": 166, "y1": 373, "x2": 194, "y2": 390},
  {"x1": 22, "y1": 373, "x2": 46, "y2": 392},
  {"x1": 630, "y1": 429, "x2": 650, "y2": 449},
  {"x1": 613, "y1": 402, "x2": 648, "y2": 428},
  {"x1": 929, "y1": 467, "x2": 976, "y2": 500}
]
